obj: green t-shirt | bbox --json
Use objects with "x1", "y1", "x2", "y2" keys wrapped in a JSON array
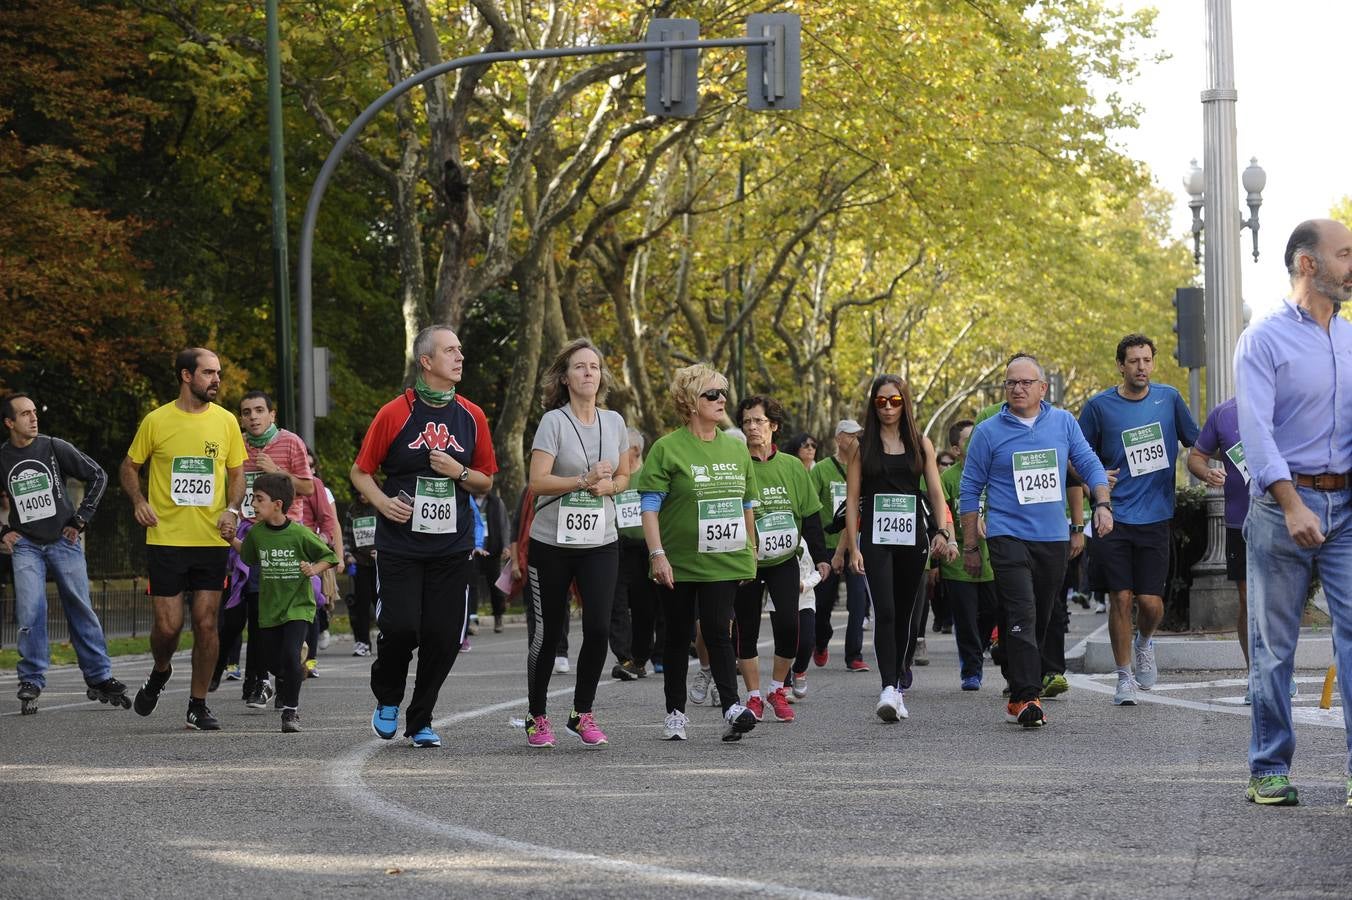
[
  {"x1": 940, "y1": 460, "x2": 992, "y2": 583},
  {"x1": 633, "y1": 428, "x2": 757, "y2": 583},
  {"x1": 751, "y1": 450, "x2": 822, "y2": 568},
  {"x1": 616, "y1": 463, "x2": 645, "y2": 541},
  {"x1": 240, "y1": 521, "x2": 340, "y2": 627},
  {"x1": 808, "y1": 455, "x2": 849, "y2": 552}
]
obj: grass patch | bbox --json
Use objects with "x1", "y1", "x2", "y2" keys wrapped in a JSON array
[{"x1": 0, "y1": 633, "x2": 196, "y2": 671}]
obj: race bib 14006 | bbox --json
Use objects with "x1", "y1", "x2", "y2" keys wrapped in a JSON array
[{"x1": 10, "y1": 471, "x2": 55, "y2": 524}]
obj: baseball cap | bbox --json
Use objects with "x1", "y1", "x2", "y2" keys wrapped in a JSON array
[{"x1": 836, "y1": 419, "x2": 863, "y2": 435}]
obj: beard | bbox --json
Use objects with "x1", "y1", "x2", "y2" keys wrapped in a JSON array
[
  {"x1": 190, "y1": 383, "x2": 218, "y2": 404},
  {"x1": 1313, "y1": 256, "x2": 1352, "y2": 303}
]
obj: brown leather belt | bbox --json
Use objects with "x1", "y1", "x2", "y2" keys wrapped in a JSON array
[{"x1": 1293, "y1": 472, "x2": 1349, "y2": 491}]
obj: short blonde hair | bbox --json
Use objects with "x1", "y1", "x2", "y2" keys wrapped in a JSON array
[{"x1": 670, "y1": 363, "x2": 727, "y2": 422}]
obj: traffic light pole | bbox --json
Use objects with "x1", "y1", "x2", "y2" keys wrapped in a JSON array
[{"x1": 296, "y1": 24, "x2": 794, "y2": 446}]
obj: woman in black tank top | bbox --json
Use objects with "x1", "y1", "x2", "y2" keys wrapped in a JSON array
[{"x1": 844, "y1": 375, "x2": 957, "y2": 723}]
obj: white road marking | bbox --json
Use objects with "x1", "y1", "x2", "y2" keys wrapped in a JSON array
[{"x1": 1067, "y1": 674, "x2": 1345, "y2": 728}]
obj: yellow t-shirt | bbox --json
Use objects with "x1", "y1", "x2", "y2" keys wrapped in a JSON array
[{"x1": 127, "y1": 402, "x2": 247, "y2": 547}]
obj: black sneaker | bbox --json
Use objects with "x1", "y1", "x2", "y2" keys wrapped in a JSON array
[
  {"x1": 611, "y1": 661, "x2": 639, "y2": 682},
  {"x1": 186, "y1": 702, "x2": 221, "y2": 731},
  {"x1": 281, "y1": 709, "x2": 301, "y2": 733},
  {"x1": 133, "y1": 667, "x2": 171, "y2": 717},
  {"x1": 721, "y1": 703, "x2": 758, "y2": 742},
  {"x1": 245, "y1": 681, "x2": 275, "y2": 709}
]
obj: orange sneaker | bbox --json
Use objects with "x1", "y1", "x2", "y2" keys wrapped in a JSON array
[{"x1": 1005, "y1": 698, "x2": 1046, "y2": 728}]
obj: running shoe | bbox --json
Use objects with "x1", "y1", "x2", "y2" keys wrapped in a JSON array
[
  {"x1": 722, "y1": 703, "x2": 757, "y2": 742},
  {"x1": 767, "y1": 688, "x2": 795, "y2": 723},
  {"x1": 653, "y1": 661, "x2": 665, "y2": 673},
  {"x1": 1114, "y1": 676, "x2": 1139, "y2": 707},
  {"x1": 553, "y1": 656, "x2": 570, "y2": 674},
  {"x1": 133, "y1": 667, "x2": 171, "y2": 717},
  {"x1": 689, "y1": 668, "x2": 715, "y2": 705},
  {"x1": 281, "y1": 709, "x2": 301, "y2": 733},
  {"x1": 876, "y1": 686, "x2": 900, "y2": 723},
  {"x1": 185, "y1": 701, "x2": 220, "y2": 731},
  {"x1": 1093, "y1": 599, "x2": 1106, "y2": 613},
  {"x1": 493, "y1": 614, "x2": 504, "y2": 633},
  {"x1": 745, "y1": 694, "x2": 765, "y2": 722},
  {"x1": 625, "y1": 659, "x2": 647, "y2": 679},
  {"x1": 1245, "y1": 775, "x2": 1298, "y2": 806},
  {"x1": 460, "y1": 638, "x2": 472, "y2": 653},
  {"x1": 913, "y1": 637, "x2": 929, "y2": 666},
  {"x1": 410, "y1": 726, "x2": 441, "y2": 748},
  {"x1": 352, "y1": 641, "x2": 370, "y2": 657},
  {"x1": 895, "y1": 691, "x2": 909, "y2": 720},
  {"x1": 467, "y1": 615, "x2": 479, "y2": 636},
  {"x1": 663, "y1": 709, "x2": 690, "y2": 741},
  {"x1": 526, "y1": 715, "x2": 556, "y2": 748},
  {"x1": 1005, "y1": 698, "x2": 1046, "y2": 728},
  {"x1": 318, "y1": 629, "x2": 331, "y2": 650},
  {"x1": 1133, "y1": 635, "x2": 1157, "y2": 690},
  {"x1": 611, "y1": 661, "x2": 639, "y2": 682},
  {"x1": 791, "y1": 672, "x2": 808, "y2": 699},
  {"x1": 223, "y1": 664, "x2": 242, "y2": 681},
  {"x1": 1042, "y1": 673, "x2": 1069, "y2": 699},
  {"x1": 862, "y1": 617, "x2": 872, "y2": 631},
  {"x1": 246, "y1": 681, "x2": 275, "y2": 709},
  {"x1": 305, "y1": 658, "x2": 319, "y2": 678},
  {"x1": 372, "y1": 704, "x2": 400, "y2": 739},
  {"x1": 961, "y1": 675, "x2": 982, "y2": 691},
  {"x1": 566, "y1": 711, "x2": 608, "y2": 747},
  {"x1": 846, "y1": 659, "x2": 870, "y2": 673},
  {"x1": 813, "y1": 647, "x2": 829, "y2": 667},
  {"x1": 17, "y1": 681, "x2": 40, "y2": 715}
]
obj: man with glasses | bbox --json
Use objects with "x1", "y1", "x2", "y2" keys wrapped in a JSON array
[
  {"x1": 961, "y1": 355, "x2": 1111, "y2": 727},
  {"x1": 1078, "y1": 334, "x2": 1199, "y2": 706}
]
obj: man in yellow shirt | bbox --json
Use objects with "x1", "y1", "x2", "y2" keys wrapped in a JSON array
[{"x1": 119, "y1": 348, "x2": 246, "y2": 730}]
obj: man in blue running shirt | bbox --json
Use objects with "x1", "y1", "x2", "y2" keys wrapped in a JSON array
[{"x1": 1079, "y1": 334, "x2": 1199, "y2": 706}]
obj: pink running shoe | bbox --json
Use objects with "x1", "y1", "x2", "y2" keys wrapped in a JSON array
[
  {"x1": 526, "y1": 715, "x2": 556, "y2": 748},
  {"x1": 745, "y1": 694, "x2": 765, "y2": 722},
  {"x1": 767, "y1": 687, "x2": 796, "y2": 723},
  {"x1": 566, "y1": 711, "x2": 608, "y2": 747}
]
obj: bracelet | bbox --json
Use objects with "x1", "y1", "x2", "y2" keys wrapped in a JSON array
[
  {"x1": 226, "y1": 507, "x2": 241, "y2": 518},
  {"x1": 962, "y1": 546, "x2": 979, "y2": 553},
  {"x1": 649, "y1": 548, "x2": 667, "y2": 560},
  {"x1": 1093, "y1": 501, "x2": 1112, "y2": 511}
]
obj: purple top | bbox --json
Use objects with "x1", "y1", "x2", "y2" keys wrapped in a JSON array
[{"x1": 1194, "y1": 398, "x2": 1249, "y2": 529}]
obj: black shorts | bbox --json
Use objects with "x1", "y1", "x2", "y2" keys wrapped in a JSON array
[
  {"x1": 147, "y1": 545, "x2": 229, "y2": 596},
  {"x1": 1225, "y1": 527, "x2": 1246, "y2": 583},
  {"x1": 1095, "y1": 520, "x2": 1169, "y2": 597}
]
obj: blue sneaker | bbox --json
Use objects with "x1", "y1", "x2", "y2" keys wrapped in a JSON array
[
  {"x1": 371, "y1": 704, "x2": 399, "y2": 740},
  {"x1": 653, "y1": 661, "x2": 664, "y2": 673},
  {"x1": 960, "y1": 675, "x2": 981, "y2": 691},
  {"x1": 410, "y1": 725, "x2": 441, "y2": 748}
]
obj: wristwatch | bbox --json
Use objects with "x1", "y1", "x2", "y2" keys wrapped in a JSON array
[
  {"x1": 69, "y1": 515, "x2": 87, "y2": 533},
  {"x1": 458, "y1": 465, "x2": 471, "y2": 483},
  {"x1": 1069, "y1": 524, "x2": 1084, "y2": 534},
  {"x1": 226, "y1": 507, "x2": 242, "y2": 518}
]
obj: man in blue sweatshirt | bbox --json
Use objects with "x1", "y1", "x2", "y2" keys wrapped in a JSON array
[
  {"x1": 960, "y1": 356, "x2": 1112, "y2": 727},
  {"x1": 1078, "y1": 334, "x2": 1199, "y2": 706}
]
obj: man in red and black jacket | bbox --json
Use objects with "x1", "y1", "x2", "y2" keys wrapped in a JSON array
[{"x1": 350, "y1": 325, "x2": 497, "y2": 747}]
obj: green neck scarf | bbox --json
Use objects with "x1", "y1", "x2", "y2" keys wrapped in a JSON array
[
  {"x1": 414, "y1": 375, "x2": 456, "y2": 406},
  {"x1": 246, "y1": 423, "x2": 279, "y2": 448}
]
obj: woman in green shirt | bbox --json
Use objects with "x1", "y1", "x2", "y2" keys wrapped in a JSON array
[
  {"x1": 734, "y1": 396, "x2": 833, "y2": 724},
  {"x1": 635, "y1": 364, "x2": 759, "y2": 743}
]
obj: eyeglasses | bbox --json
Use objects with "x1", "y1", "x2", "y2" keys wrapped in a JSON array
[
  {"x1": 1003, "y1": 379, "x2": 1041, "y2": 391},
  {"x1": 801, "y1": 442, "x2": 816, "y2": 449},
  {"x1": 742, "y1": 416, "x2": 771, "y2": 426},
  {"x1": 873, "y1": 396, "x2": 905, "y2": 409},
  {"x1": 699, "y1": 388, "x2": 729, "y2": 402}
]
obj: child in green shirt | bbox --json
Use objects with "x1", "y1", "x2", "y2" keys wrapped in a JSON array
[{"x1": 232, "y1": 473, "x2": 338, "y2": 733}]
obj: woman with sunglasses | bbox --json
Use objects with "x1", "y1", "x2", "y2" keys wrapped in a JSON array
[
  {"x1": 733, "y1": 396, "x2": 833, "y2": 723},
  {"x1": 845, "y1": 375, "x2": 957, "y2": 721},
  {"x1": 782, "y1": 433, "x2": 818, "y2": 471},
  {"x1": 634, "y1": 365, "x2": 759, "y2": 742},
  {"x1": 523, "y1": 338, "x2": 632, "y2": 749}
]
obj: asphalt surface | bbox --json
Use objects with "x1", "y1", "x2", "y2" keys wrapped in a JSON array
[{"x1": 2, "y1": 604, "x2": 1350, "y2": 899}]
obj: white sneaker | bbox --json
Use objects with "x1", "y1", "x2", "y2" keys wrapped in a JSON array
[
  {"x1": 689, "y1": 668, "x2": 714, "y2": 705},
  {"x1": 352, "y1": 641, "x2": 370, "y2": 657},
  {"x1": 318, "y1": 629, "x2": 331, "y2": 650},
  {"x1": 1094, "y1": 600, "x2": 1106, "y2": 614},
  {"x1": 722, "y1": 703, "x2": 757, "y2": 741},
  {"x1": 895, "y1": 690, "x2": 909, "y2": 720},
  {"x1": 791, "y1": 672, "x2": 808, "y2": 699},
  {"x1": 553, "y1": 656, "x2": 570, "y2": 674},
  {"x1": 862, "y1": 617, "x2": 872, "y2": 631},
  {"x1": 1133, "y1": 635, "x2": 1157, "y2": 690},
  {"x1": 876, "y1": 686, "x2": 900, "y2": 722},
  {"x1": 1114, "y1": 676, "x2": 1139, "y2": 706},
  {"x1": 663, "y1": 709, "x2": 689, "y2": 741}
]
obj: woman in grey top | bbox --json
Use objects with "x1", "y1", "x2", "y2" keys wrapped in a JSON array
[{"x1": 523, "y1": 338, "x2": 631, "y2": 749}]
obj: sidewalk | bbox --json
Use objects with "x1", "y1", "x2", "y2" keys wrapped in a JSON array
[{"x1": 1072, "y1": 621, "x2": 1336, "y2": 673}]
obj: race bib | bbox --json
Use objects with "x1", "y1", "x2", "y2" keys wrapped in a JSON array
[
  {"x1": 756, "y1": 510, "x2": 799, "y2": 561},
  {"x1": 556, "y1": 491, "x2": 605, "y2": 545},
  {"x1": 352, "y1": 515, "x2": 376, "y2": 548},
  {"x1": 1013, "y1": 448, "x2": 1060, "y2": 505},
  {"x1": 241, "y1": 471, "x2": 259, "y2": 519},
  {"x1": 411, "y1": 477, "x2": 456, "y2": 534},
  {"x1": 1225, "y1": 441, "x2": 1250, "y2": 484},
  {"x1": 615, "y1": 489, "x2": 642, "y2": 529},
  {"x1": 171, "y1": 456, "x2": 215, "y2": 507},
  {"x1": 872, "y1": 494, "x2": 916, "y2": 546},
  {"x1": 1122, "y1": 423, "x2": 1168, "y2": 477},
  {"x1": 10, "y1": 470, "x2": 55, "y2": 524},
  {"x1": 698, "y1": 497, "x2": 745, "y2": 553}
]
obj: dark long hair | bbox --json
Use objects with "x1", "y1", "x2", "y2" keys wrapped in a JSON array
[{"x1": 859, "y1": 374, "x2": 924, "y2": 477}]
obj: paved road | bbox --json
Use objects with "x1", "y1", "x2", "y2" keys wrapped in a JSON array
[{"x1": 2, "y1": 604, "x2": 1348, "y2": 899}]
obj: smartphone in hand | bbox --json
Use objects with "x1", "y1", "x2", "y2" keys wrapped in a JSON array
[{"x1": 397, "y1": 490, "x2": 414, "y2": 506}]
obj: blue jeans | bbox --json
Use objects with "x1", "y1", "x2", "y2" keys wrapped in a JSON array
[
  {"x1": 1245, "y1": 488, "x2": 1352, "y2": 777},
  {"x1": 11, "y1": 536, "x2": 112, "y2": 688}
]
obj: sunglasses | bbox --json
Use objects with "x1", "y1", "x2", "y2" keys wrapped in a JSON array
[
  {"x1": 699, "y1": 387, "x2": 729, "y2": 402},
  {"x1": 873, "y1": 396, "x2": 905, "y2": 409}
]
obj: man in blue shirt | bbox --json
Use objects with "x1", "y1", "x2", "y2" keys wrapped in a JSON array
[
  {"x1": 1234, "y1": 218, "x2": 1352, "y2": 808},
  {"x1": 1079, "y1": 334, "x2": 1200, "y2": 706},
  {"x1": 961, "y1": 355, "x2": 1112, "y2": 727}
]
